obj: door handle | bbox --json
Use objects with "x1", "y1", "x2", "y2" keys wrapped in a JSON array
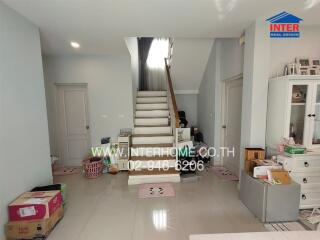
[{"x1": 86, "y1": 125, "x2": 90, "y2": 130}]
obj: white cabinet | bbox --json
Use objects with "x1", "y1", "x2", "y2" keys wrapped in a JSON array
[
  {"x1": 278, "y1": 153, "x2": 320, "y2": 209},
  {"x1": 117, "y1": 135, "x2": 131, "y2": 171},
  {"x1": 267, "y1": 75, "x2": 320, "y2": 150}
]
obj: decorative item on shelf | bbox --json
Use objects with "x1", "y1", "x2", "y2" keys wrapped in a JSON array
[
  {"x1": 291, "y1": 86, "x2": 306, "y2": 103},
  {"x1": 286, "y1": 63, "x2": 300, "y2": 75},
  {"x1": 296, "y1": 58, "x2": 310, "y2": 68},
  {"x1": 309, "y1": 68, "x2": 317, "y2": 75},
  {"x1": 310, "y1": 58, "x2": 320, "y2": 68},
  {"x1": 283, "y1": 58, "x2": 320, "y2": 76},
  {"x1": 300, "y1": 67, "x2": 309, "y2": 75}
]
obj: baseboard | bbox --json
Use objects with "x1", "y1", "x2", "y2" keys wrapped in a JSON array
[{"x1": 128, "y1": 174, "x2": 180, "y2": 185}]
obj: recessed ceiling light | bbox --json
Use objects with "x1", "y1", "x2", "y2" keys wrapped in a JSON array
[{"x1": 70, "y1": 41, "x2": 80, "y2": 49}]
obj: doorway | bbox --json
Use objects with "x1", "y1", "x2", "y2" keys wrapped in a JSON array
[
  {"x1": 221, "y1": 76, "x2": 243, "y2": 176},
  {"x1": 55, "y1": 84, "x2": 91, "y2": 166}
]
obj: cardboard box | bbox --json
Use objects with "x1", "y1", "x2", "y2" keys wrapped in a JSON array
[
  {"x1": 245, "y1": 148, "x2": 265, "y2": 173},
  {"x1": 245, "y1": 148, "x2": 265, "y2": 161},
  {"x1": 5, "y1": 206, "x2": 63, "y2": 240},
  {"x1": 268, "y1": 169, "x2": 292, "y2": 185},
  {"x1": 253, "y1": 165, "x2": 283, "y2": 179},
  {"x1": 8, "y1": 191, "x2": 62, "y2": 222}
]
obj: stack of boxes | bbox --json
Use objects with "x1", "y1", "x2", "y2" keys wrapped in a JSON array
[
  {"x1": 5, "y1": 191, "x2": 63, "y2": 239},
  {"x1": 244, "y1": 148, "x2": 265, "y2": 174}
]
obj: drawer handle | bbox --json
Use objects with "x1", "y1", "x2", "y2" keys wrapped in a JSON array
[
  {"x1": 302, "y1": 194, "x2": 307, "y2": 200},
  {"x1": 303, "y1": 178, "x2": 308, "y2": 183},
  {"x1": 304, "y1": 162, "x2": 309, "y2": 167}
]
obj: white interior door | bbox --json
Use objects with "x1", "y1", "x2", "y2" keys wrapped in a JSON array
[
  {"x1": 56, "y1": 84, "x2": 90, "y2": 166},
  {"x1": 222, "y1": 78, "x2": 243, "y2": 176}
]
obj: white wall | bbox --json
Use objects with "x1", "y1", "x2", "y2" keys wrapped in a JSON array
[
  {"x1": 176, "y1": 94, "x2": 198, "y2": 126},
  {"x1": 0, "y1": 2, "x2": 52, "y2": 238},
  {"x1": 43, "y1": 55, "x2": 133, "y2": 155},
  {"x1": 220, "y1": 39, "x2": 244, "y2": 81},
  {"x1": 125, "y1": 37, "x2": 140, "y2": 113},
  {"x1": 171, "y1": 38, "x2": 213, "y2": 91},
  {"x1": 125, "y1": 37, "x2": 139, "y2": 90},
  {"x1": 171, "y1": 38, "x2": 213, "y2": 130},
  {"x1": 197, "y1": 42, "x2": 217, "y2": 147},
  {"x1": 198, "y1": 38, "x2": 244, "y2": 164},
  {"x1": 270, "y1": 26, "x2": 320, "y2": 77},
  {"x1": 240, "y1": 21, "x2": 270, "y2": 176}
]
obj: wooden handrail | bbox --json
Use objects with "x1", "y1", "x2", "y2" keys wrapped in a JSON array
[{"x1": 164, "y1": 58, "x2": 180, "y2": 128}]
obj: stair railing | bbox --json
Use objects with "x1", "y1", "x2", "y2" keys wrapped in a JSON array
[{"x1": 164, "y1": 58, "x2": 179, "y2": 142}]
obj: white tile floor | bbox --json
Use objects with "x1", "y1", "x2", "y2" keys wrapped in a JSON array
[{"x1": 48, "y1": 171, "x2": 265, "y2": 240}]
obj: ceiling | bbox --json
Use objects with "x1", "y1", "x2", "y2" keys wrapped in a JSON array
[{"x1": 3, "y1": 0, "x2": 320, "y2": 55}]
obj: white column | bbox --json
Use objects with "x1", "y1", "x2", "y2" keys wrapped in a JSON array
[{"x1": 240, "y1": 20, "x2": 271, "y2": 173}]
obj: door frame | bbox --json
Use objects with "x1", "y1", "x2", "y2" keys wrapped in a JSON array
[
  {"x1": 54, "y1": 83, "x2": 91, "y2": 165},
  {"x1": 220, "y1": 74, "x2": 243, "y2": 168}
]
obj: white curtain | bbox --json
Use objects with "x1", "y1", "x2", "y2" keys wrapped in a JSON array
[{"x1": 146, "y1": 38, "x2": 169, "y2": 91}]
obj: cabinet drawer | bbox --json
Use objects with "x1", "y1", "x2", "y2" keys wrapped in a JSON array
[
  {"x1": 300, "y1": 190, "x2": 320, "y2": 206},
  {"x1": 118, "y1": 160, "x2": 128, "y2": 171},
  {"x1": 300, "y1": 184, "x2": 320, "y2": 192},
  {"x1": 291, "y1": 172, "x2": 320, "y2": 185},
  {"x1": 282, "y1": 159, "x2": 320, "y2": 172},
  {"x1": 119, "y1": 143, "x2": 129, "y2": 159}
]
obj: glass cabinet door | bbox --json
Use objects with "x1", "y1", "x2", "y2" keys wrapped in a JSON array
[
  {"x1": 289, "y1": 84, "x2": 308, "y2": 145},
  {"x1": 312, "y1": 85, "x2": 320, "y2": 145}
]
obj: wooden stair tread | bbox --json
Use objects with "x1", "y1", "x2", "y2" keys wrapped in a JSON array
[
  {"x1": 135, "y1": 109, "x2": 169, "y2": 111},
  {"x1": 136, "y1": 102, "x2": 167, "y2": 104},
  {"x1": 131, "y1": 143, "x2": 173, "y2": 148},
  {"x1": 129, "y1": 168, "x2": 179, "y2": 176},
  {"x1": 136, "y1": 95, "x2": 167, "y2": 98},
  {"x1": 136, "y1": 110, "x2": 169, "y2": 112},
  {"x1": 130, "y1": 156, "x2": 176, "y2": 161},
  {"x1": 135, "y1": 117, "x2": 169, "y2": 119},
  {"x1": 132, "y1": 134, "x2": 172, "y2": 137},
  {"x1": 134, "y1": 124, "x2": 169, "y2": 127}
]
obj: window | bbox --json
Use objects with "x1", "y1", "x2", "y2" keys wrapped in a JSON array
[{"x1": 146, "y1": 38, "x2": 169, "y2": 69}]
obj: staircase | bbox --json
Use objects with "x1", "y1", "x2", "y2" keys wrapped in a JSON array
[{"x1": 128, "y1": 90, "x2": 180, "y2": 185}]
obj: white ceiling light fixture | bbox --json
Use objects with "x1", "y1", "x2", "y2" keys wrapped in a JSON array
[{"x1": 70, "y1": 41, "x2": 80, "y2": 49}]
